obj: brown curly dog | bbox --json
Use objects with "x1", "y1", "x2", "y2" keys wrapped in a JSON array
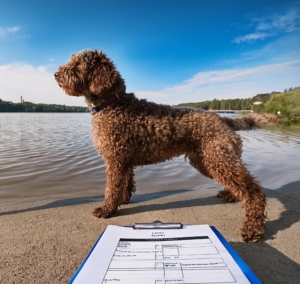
[{"x1": 55, "y1": 50, "x2": 278, "y2": 242}]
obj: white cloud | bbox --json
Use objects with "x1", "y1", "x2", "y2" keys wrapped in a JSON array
[
  {"x1": 232, "y1": 32, "x2": 273, "y2": 44},
  {"x1": 240, "y1": 33, "x2": 300, "y2": 61},
  {"x1": 233, "y1": 8, "x2": 300, "y2": 44},
  {"x1": 135, "y1": 59, "x2": 300, "y2": 105},
  {"x1": 0, "y1": 26, "x2": 31, "y2": 40},
  {"x1": 256, "y1": 10, "x2": 300, "y2": 33},
  {"x1": 6, "y1": 27, "x2": 21, "y2": 33},
  {"x1": 0, "y1": 26, "x2": 21, "y2": 37},
  {"x1": 0, "y1": 63, "x2": 86, "y2": 106}
]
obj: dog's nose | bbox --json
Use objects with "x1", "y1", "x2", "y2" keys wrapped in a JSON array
[{"x1": 54, "y1": 72, "x2": 59, "y2": 79}]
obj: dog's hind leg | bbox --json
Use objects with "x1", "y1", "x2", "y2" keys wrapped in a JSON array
[
  {"x1": 223, "y1": 170, "x2": 266, "y2": 242},
  {"x1": 189, "y1": 154, "x2": 237, "y2": 202},
  {"x1": 217, "y1": 188, "x2": 238, "y2": 202},
  {"x1": 189, "y1": 139, "x2": 266, "y2": 242},
  {"x1": 120, "y1": 167, "x2": 136, "y2": 205},
  {"x1": 189, "y1": 153, "x2": 213, "y2": 179}
]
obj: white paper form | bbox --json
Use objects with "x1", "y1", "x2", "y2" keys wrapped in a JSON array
[{"x1": 72, "y1": 225, "x2": 251, "y2": 284}]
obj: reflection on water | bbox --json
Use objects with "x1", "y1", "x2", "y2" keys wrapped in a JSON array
[
  {"x1": 239, "y1": 129, "x2": 300, "y2": 190},
  {"x1": 0, "y1": 113, "x2": 300, "y2": 204}
]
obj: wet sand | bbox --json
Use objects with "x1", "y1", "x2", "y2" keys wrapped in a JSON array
[{"x1": 1, "y1": 179, "x2": 300, "y2": 283}]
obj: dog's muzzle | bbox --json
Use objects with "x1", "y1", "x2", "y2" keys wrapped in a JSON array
[{"x1": 54, "y1": 72, "x2": 62, "y2": 87}]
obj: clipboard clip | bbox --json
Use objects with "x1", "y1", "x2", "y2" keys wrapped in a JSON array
[{"x1": 133, "y1": 220, "x2": 183, "y2": 230}]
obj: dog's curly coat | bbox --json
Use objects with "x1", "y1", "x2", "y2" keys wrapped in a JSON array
[{"x1": 55, "y1": 50, "x2": 278, "y2": 242}]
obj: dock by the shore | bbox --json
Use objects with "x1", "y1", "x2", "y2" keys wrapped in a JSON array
[{"x1": 208, "y1": 110, "x2": 252, "y2": 114}]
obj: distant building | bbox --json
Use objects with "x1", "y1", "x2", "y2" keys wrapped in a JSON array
[
  {"x1": 17, "y1": 96, "x2": 25, "y2": 104},
  {"x1": 253, "y1": 101, "x2": 262, "y2": 105}
]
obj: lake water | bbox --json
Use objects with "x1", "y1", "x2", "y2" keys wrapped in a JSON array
[{"x1": 1, "y1": 113, "x2": 300, "y2": 208}]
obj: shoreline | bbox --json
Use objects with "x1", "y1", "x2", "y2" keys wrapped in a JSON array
[{"x1": 1, "y1": 184, "x2": 299, "y2": 283}]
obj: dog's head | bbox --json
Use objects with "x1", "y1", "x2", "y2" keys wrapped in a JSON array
[{"x1": 54, "y1": 50, "x2": 125, "y2": 98}]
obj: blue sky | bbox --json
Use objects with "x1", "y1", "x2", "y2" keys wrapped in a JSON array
[{"x1": 0, "y1": 0, "x2": 299, "y2": 106}]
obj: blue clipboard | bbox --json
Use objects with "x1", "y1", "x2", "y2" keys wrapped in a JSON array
[
  {"x1": 210, "y1": 226, "x2": 261, "y2": 284},
  {"x1": 69, "y1": 223, "x2": 262, "y2": 284}
]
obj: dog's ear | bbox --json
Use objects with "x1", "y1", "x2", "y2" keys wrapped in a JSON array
[{"x1": 89, "y1": 51, "x2": 125, "y2": 96}]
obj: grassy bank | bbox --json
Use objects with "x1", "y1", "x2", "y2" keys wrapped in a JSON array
[
  {"x1": 252, "y1": 88, "x2": 300, "y2": 127},
  {"x1": 253, "y1": 88, "x2": 300, "y2": 117}
]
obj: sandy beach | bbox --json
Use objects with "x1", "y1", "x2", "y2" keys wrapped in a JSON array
[
  {"x1": 1, "y1": 180, "x2": 300, "y2": 283},
  {"x1": 1, "y1": 113, "x2": 300, "y2": 283}
]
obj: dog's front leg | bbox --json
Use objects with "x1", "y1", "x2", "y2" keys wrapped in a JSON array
[
  {"x1": 92, "y1": 158, "x2": 127, "y2": 218},
  {"x1": 120, "y1": 166, "x2": 136, "y2": 205}
]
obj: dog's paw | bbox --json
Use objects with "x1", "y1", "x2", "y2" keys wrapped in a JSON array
[
  {"x1": 217, "y1": 190, "x2": 237, "y2": 202},
  {"x1": 241, "y1": 223, "x2": 264, "y2": 242},
  {"x1": 119, "y1": 196, "x2": 130, "y2": 205},
  {"x1": 92, "y1": 206, "x2": 112, "y2": 218},
  {"x1": 241, "y1": 231, "x2": 263, "y2": 243}
]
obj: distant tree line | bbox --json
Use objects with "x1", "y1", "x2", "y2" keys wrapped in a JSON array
[
  {"x1": 284, "y1": 86, "x2": 299, "y2": 93},
  {"x1": 0, "y1": 99, "x2": 88, "y2": 112},
  {"x1": 176, "y1": 92, "x2": 280, "y2": 110}
]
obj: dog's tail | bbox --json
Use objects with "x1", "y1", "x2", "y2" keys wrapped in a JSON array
[{"x1": 221, "y1": 113, "x2": 278, "y2": 131}]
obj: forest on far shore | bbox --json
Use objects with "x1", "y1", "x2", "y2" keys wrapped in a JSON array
[
  {"x1": 0, "y1": 99, "x2": 87, "y2": 112},
  {"x1": 176, "y1": 88, "x2": 300, "y2": 111}
]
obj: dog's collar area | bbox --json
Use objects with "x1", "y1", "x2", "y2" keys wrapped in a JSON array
[{"x1": 88, "y1": 93, "x2": 121, "y2": 115}]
